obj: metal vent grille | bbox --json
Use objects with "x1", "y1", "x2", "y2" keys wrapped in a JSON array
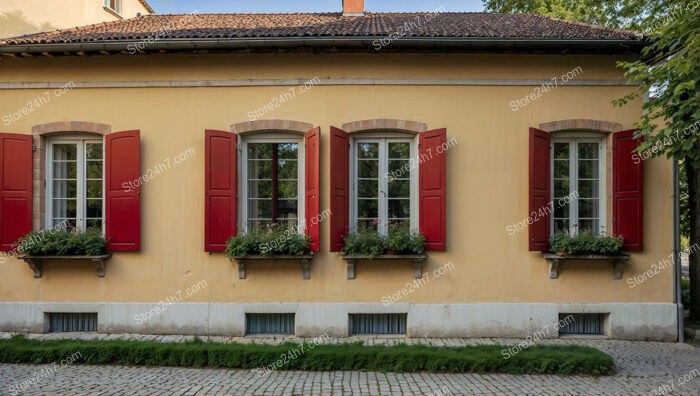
[
  {"x1": 558, "y1": 313, "x2": 605, "y2": 335},
  {"x1": 48, "y1": 313, "x2": 97, "y2": 332},
  {"x1": 349, "y1": 314, "x2": 407, "y2": 335},
  {"x1": 245, "y1": 313, "x2": 295, "y2": 335}
]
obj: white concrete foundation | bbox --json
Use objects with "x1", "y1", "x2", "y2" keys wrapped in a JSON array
[{"x1": 0, "y1": 302, "x2": 678, "y2": 341}]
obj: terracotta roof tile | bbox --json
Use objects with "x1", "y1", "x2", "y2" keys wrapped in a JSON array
[{"x1": 0, "y1": 12, "x2": 641, "y2": 46}]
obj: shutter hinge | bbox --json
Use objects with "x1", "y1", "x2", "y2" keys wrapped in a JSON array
[{"x1": 32, "y1": 144, "x2": 37, "y2": 152}]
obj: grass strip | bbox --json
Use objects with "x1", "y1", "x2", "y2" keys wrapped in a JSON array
[{"x1": 0, "y1": 336, "x2": 614, "y2": 376}]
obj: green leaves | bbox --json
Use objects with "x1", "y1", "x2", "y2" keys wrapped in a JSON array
[
  {"x1": 0, "y1": 336, "x2": 615, "y2": 376},
  {"x1": 14, "y1": 228, "x2": 106, "y2": 256},
  {"x1": 549, "y1": 230, "x2": 624, "y2": 255},
  {"x1": 225, "y1": 224, "x2": 311, "y2": 257}
]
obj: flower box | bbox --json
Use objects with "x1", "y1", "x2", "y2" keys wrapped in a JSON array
[
  {"x1": 230, "y1": 254, "x2": 315, "y2": 280},
  {"x1": 18, "y1": 254, "x2": 113, "y2": 278},
  {"x1": 542, "y1": 253, "x2": 630, "y2": 279},
  {"x1": 339, "y1": 254, "x2": 428, "y2": 280}
]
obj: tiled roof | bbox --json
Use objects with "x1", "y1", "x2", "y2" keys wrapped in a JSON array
[{"x1": 0, "y1": 12, "x2": 641, "y2": 46}]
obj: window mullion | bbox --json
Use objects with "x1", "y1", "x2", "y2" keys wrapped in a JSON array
[
  {"x1": 77, "y1": 141, "x2": 86, "y2": 230},
  {"x1": 379, "y1": 141, "x2": 388, "y2": 234},
  {"x1": 271, "y1": 144, "x2": 278, "y2": 224},
  {"x1": 569, "y1": 141, "x2": 577, "y2": 234}
]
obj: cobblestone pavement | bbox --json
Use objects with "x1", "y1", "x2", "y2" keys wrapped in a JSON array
[{"x1": 0, "y1": 333, "x2": 698, "y2": 395}]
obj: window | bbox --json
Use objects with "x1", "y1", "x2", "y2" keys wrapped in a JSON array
[
  {"x1": 245, "y1": 313, "x2": 295, "y2": 335},
  {"x1": 47, "y1": 139, "x2": 104, "y2": 231},
  {"x1": 104, "y1": 0, "x2": 122, "y2": 14},
  {"x1": 551, "y1": 135, "x2": 605, "y2": 235},
  {"x1": 349, "y1": 314, "x2": 407, "y2": 335},
  {"x1": 351, "y1": 137, "x2": 416, "y2": 233},
  {"x1": 557, "y1": 313, "x2": 606, "y2": 335},
  {"x1": 48, "y1": 313, "x2": 98, "y2": 332},
  {"x1": 242, "y1": 137, "x2": 303, "y2": 233}
]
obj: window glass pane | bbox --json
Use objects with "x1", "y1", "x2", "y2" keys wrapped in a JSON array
[
  {"x1": 359, "y1": 160, "x2": 378, "y2": 178},
  {"x1": 248, "y1": 220, "x2": 273, "y2": 231},
  {"x1": 53, "y1": 161, "x2": 77, "y2": 179},
  {"x1": 86, "y1": 162, "x2": 102, "y2": 179},
  {"x1": 553, "y1": 219, "x2": 569, "y2": 234},
  {"x1": 278, "y1": 199, "x2": 298, "y2": 218},
  {"x1": 86, "y1": 143, "x2": 103, "y2": 160},
  {"x1": 248, "y1": 180, "x2": 272, "y2": 199},
  {"x1": 86, "y1": 219, "x2": 102, "y2": 230},
  {"x1": 578, "y1": 199, "x2": 599, "y2": 219},
  {"x1": 278, "y1": 160, "x2": 297, "y2": 180},
  {"x1": 388, "y1": 142, "x2": 410, "y2": 159},
  {"x1": 86, "y1": 180, "x2": 102, "y2": 199},
  {"x1": 388, "y1": 199, "x2": 410, "y2": 219},
  {"x1": 53, "y1": 144, "x2": 77, "y2": 161},
  {"x1": 248, "y1": 143, "x2": 273, "y2": 160},
  {"x1": 357, "y1": 199, "x2": 378, "y2": 219},
  {"x1": 248, "y1": 160, "x2": 272, "y2": 180},
  {"x1": 357, "y1": 143, "x2": 378, "y2": 159},
  {"x1": 553, "y1": 143, "x2": 569, "y2": 160},
  {"x1": 278, "y1": 143, "x2": 298, "y2": 159},
  {"x1": 53, "y1": 199, "x2": 77, "y2": 219},
  {"x1": 248, "y1": 199, "x2": 273, "y2": 219},
  {"x1": 578, "y1": 219, "x2": 599, "y2": 233},
  {"x1": 554, "y1": 201, "x2": 569, "y2": 218},
  {"x1": 53, "y1": 180, "x2": 77, "y2": 198},
  {"x1": 54, "y1": 219, "x2": 76, "y2": 228},
  {"x1": 578, "y1": 180, "x2": 599, "y2": 199},
  {"x1": 357, "y1": 219, "x2": 378, "y2": 230},
  {"x1": 388, "y1": 179, "x2": 410, "y2": 198},
  {"x1": 578, "y1": 160, "x2": 599, "y2": 179},
  {"x1": 578, "y1": 143, "x2": 599, "y2": 159},
  {"x1": 278, "y1": 181, "x2": 298, "y2": 199},
  {"x1": 86, "y1": 199, "x2": 102, "y2": 218},
  {"x1": 553, "y1": 179, "x2": 570, "y2": 198},
  {"x1": 358, "y1": 180, "x2": 378, "y2": 199},
  {"x1": 388, "y1": 160, "x2": 409, "y2": 175}
]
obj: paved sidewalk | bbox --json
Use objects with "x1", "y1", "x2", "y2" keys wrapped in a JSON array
[{"x1": 0, "y1": 334, "x2": 698, "y2": 395}]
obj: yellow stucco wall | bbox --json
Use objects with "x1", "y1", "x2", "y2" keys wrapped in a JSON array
[
  {"x1": 0, "y1": 53, "x2": 672, "y2": 305},
  {"x1": 0, "y1": 0, "x2": 152, "y2": 37}
]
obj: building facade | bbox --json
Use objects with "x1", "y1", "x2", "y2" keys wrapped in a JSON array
[
  {"x1": 0, "y1": 0, "x2": 153, "y2": 38},
  {"x1": 0, "y1": 2, "x2": 680, "y2": 340}
]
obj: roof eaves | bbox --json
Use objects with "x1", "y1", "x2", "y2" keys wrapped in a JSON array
[{"x1": 0, "y1": 36, "x2": 647, "y2": 55}]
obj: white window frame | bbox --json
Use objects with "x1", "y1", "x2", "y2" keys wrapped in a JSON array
[
  {"x1": 46, "y1": 137, "x2": 105, "y2": 232},
  {"x1": 239, "y1": 133, "x2": 305, "y2": 234},
  {"x1": 550, "y1": 132, "x2": 607, "y2": 235},
  {"x1": 104, "y1": 0, "x2": 122, "y2": 14},
  {"x1": 349, "y1": 132, "x2": 419, "y2": 235}
]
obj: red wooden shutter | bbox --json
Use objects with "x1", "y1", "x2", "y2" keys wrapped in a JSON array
[
  {"x1": 0, "y1": 134, "x2": 32, "y2": 251},
  {"x1": 105, "y1": 130, "x2": 141, "y2": 251},
  {"x1": 305, "y1": 127, "x2": 321, "y2": 252},
  {"x1": 330, "y1": 126, "x2": 349, "y2": 252},
  {"x1": 529, "y1": 128, "x2": 551, "y2": 251},
  {"x1": 204, "y1": 130, "x2": 237, "y2": 252},
  {"x1": 613, "y1": 129, "x2": 643, "y2": 251},
  {"x1": 419, "y1": 129, "x2": 447, "y2": 251}
]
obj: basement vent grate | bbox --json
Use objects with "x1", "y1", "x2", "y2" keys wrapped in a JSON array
[
  {"x1": 349, "y1": 314, "x2": 407, "y2": 335},
  {"x1": 558, "y1": 313, "x2": 605, "y2": 335},
  {"x1": 245, "y1": 313, "x2": 295, "y2": 335},
  {"x1": 48, "y1": 313, "x2": 97, "y2": 332}
]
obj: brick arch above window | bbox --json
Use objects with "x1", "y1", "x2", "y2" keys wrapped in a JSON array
[
  {"x1": 30, "y1": 121, "x2": 112, "y2": 231},
  {"x1": 32, "y1": 121, "x2": 111, "y2": 136},
  {"x1": 539, "y1": 119, "x2": 622, "y2": 134},
  {"x1": 341, "y1": 119, "x2": 428, "y2": 134},
  {"x1": 230, "y1": 120, "x2": 314, "y2": 135}
]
